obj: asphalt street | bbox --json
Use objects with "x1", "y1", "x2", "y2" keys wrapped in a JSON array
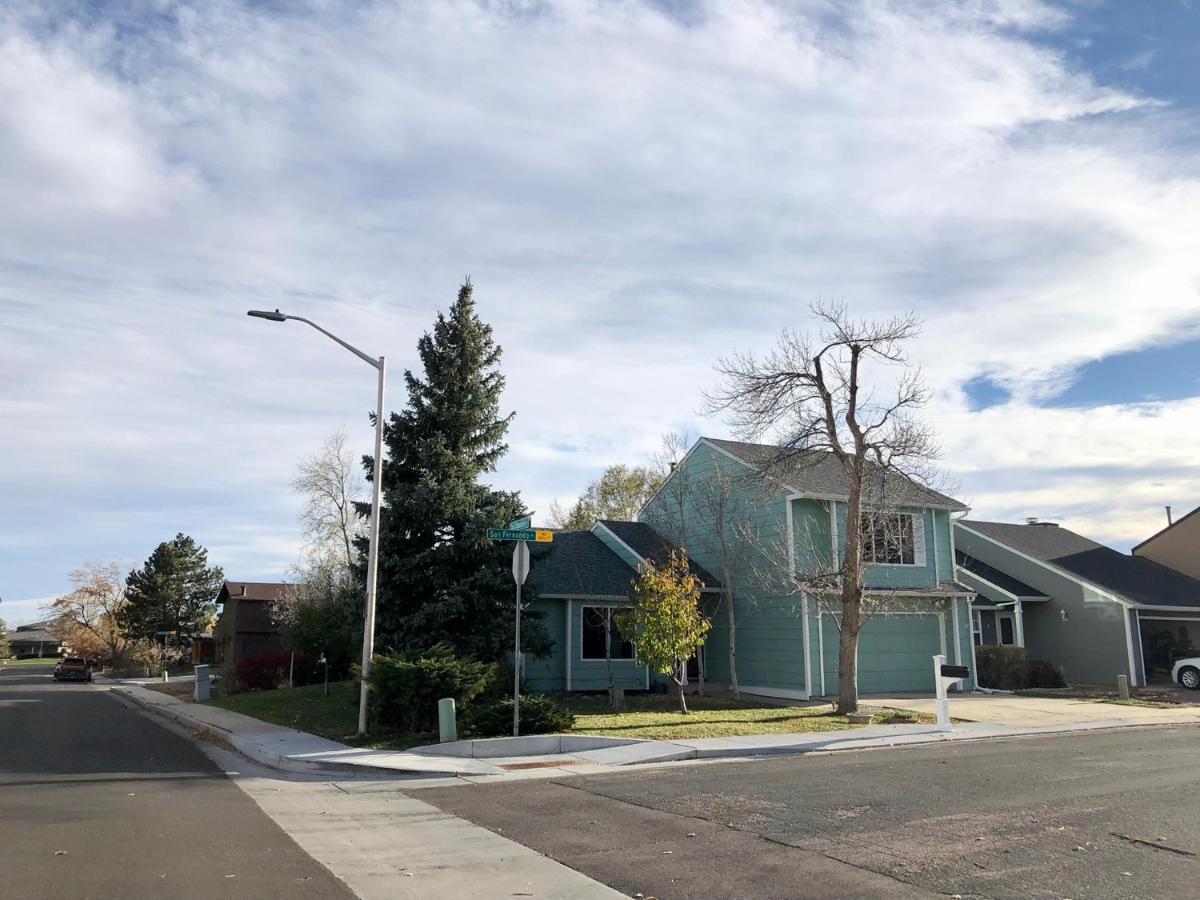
[
  {"x1": 0, "y1": 664, "x2": 354, "y2": 900},
  {"x1": 417, "y1": 724, "x2": 1200, "y2": 899}
]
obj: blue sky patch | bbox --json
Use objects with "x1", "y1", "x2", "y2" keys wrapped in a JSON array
[
  {"x1": 1044, "y1": 336, "x2": 1200, "y2": 408},
  {"x1": 963, "y1": 376, "x2": 1012, "y2": 412}
]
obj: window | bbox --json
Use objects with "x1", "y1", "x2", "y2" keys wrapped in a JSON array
[
  {"x1": 998, "y1": 612, "x2": 1016, "y2": 646},
  {"x1": 972, "y1": 609, "x2": 982, "y2": 646},
  {"x1": 581, "y1": 606, "x2": 635, "y2": 661},
  {"x1": 860, "y1": 512, "x2": 919, "y2": 565}
]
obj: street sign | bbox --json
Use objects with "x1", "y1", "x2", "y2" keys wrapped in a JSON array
[
  {"x1": 508, "y1": 516, "x2": 532, "y2": 530},
  {"x1": 487, "y1": 528, "x2": 554, "y2": 543},
  {"x1": 512, "y1": 540, "x2": 530, "y2": 586}
]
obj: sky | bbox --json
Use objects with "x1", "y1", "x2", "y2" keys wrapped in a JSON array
[{"x1": 2, "y1": 0, "x2": 1199, "y2": 627}]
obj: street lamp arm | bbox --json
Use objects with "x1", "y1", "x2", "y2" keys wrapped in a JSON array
[{"x1": 283, "y1": 315, "x2": 381, "y2": 369}]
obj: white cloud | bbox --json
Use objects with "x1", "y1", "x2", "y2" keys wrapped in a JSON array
[{"x1": 1, "y1": 0, "x2": 1198, "y2": 596}]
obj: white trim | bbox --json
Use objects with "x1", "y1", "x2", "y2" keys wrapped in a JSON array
[
  {"x1": 541, "y1": 593, "x2": 630, "y2": 601},
  {"x1": 565, "y1": 600, "x2": 572, "y2": 691},
  {"x1": 1139, "y1": 615, "x2": 1200, "y2": 622},
  {"x1": 1014, "y1": 599, "x2": 1025, "y2": 648},
  {"x1": 818, "y1": 612, "x2": 826, "y2": 697},
  {"x1": 1123, "y1": 606, "x2": 1139, "y2": 687},
  {"x1": 954, "y1": 522, "x2": 1135, "y2": 609},
  {"x1": 955, "y1": 566, "x2": 1047, "y2": 604},
  {"x1": 786, "y1": 494, "x2": 798, "y2": 574},
  {"x1": 931, "y1": 509, "x2": 940, "y2": 581},
  {"x1": 968, "y1": 602, "x2": 980, "y2": 690},
  {"x1": 952, "y1": 599, "x2": 962, "y2": 667},
  {"x1": 591, "y1": 521, "x2": 646, "y2": 566},
  {"x1": 828, "y1": 500, "x2": 839, "y2": 570},
  {"x1": 741, "y1": 685, "x2": 810, "y2": 702},
  {"x1": 938, "y1": 611, "x2": 948, "y2": 659},
  {"x1": 1128, "y1": 605, "x2": 1200, "y2": 613},
  {"x1": 802, "y1": 593, "x2": 812, "y2": 696}
]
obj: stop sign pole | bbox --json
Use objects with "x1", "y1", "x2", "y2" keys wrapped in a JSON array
[
  {"x1": 512, "y1": 540, "x2": 530, "y2": 737},
  {"x1": 487, "y1": 520, "x2": 553, "y2": 738}
]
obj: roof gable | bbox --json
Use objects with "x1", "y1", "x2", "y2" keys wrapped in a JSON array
[
  {"x1": 701, "y1": 437, "x2": 966, "y2": 510},
  {"x1": 959, "y1": 520, "x2": 1200, "y2": 609}
]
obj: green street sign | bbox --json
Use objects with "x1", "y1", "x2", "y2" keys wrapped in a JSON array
[{"x1": 487, "y1": 528, "x2": 554, "y2": 543}]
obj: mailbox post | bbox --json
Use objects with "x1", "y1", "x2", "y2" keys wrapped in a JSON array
[{"x1": 933, "y1": 654, "x2": 970, "y2": 732}]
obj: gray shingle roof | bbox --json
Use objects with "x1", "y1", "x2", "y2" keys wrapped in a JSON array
[
  {"x1": 961, "y1": 520, "x2": 1200, "y2": 609},
  {"x1": 528, "y1": 531, "x2": 639, "y2": 597},
  {"x1": 597, "y1": 520, "x2": 720, "y2": 588},
  {"x1": 956, "y1": 550, "x2": 1048, "y2": 600},
  {"x1": 704, "y1": 438, "x2": 966, "y2": 511}
]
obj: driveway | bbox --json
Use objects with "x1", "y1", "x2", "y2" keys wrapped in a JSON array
[{"x1": 867, "y1": 691, "x2": 1200, "y2": 726}]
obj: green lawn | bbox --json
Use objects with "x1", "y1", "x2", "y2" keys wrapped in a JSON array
[
  {"x1": 561, "y1": 693, "x2": 931, "y2": 741},
  {"x1": 207, "y1": 680, "x2": 426, "y2": 751},
  {"x1": 207, "y1": 682, "x2": 933, "y2": 750},
  {"x1": 0, "y1": 657, "x2": 60, "y2": 667}
]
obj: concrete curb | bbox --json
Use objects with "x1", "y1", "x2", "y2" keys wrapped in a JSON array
[{"x1": 105, "y1": 683, "x2": 442, "y2": 778}]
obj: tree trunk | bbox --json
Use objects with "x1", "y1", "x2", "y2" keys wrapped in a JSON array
[
  {"x1": 838, "y1": 588, "x2": 863, "y2": 714},
  {"x1": 728, "y1": 592, "x2": 739, "y2": 700},
  {"x1": 697, "y1": 646, "x2": 705, "y2": 697},
  {"x1": 674, "y1": 673, "x2": 689, "y2": 714}
]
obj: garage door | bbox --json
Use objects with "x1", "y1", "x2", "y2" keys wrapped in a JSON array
[{"x1": 821, "y1": 614, "x2": 943, "y2": 694}]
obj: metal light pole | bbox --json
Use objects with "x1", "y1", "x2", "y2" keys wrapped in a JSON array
[{"x1": 247, "y1": 309, "x2": 385, "y2": 737}]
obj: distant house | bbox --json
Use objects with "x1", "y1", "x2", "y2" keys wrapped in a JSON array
[
  {"x1": 213, "y1": 581, "x2": 286, "y2": 669},
  {"x1": 1133, "y1": 505, "x2": 1200, "y2": 582},
  {"x1": 955, "y1": 519, "x2": 1200, "y2": 686},
  {"x1": 7, "y1": 621, "x2": 64, "y2": 658}
]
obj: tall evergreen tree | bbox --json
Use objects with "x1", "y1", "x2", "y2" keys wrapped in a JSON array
[
  {"x1": 120, "y1": 534, "x2": 224, "y2": 645},
  {"x1": 363, "y1": 279, "x2": 549, "y2": 660}
]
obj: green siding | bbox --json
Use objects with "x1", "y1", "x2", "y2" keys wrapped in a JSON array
[
  {"x1": 816, "y1": 597, "x2": 976, "y2": 695},
  {"x1": 524, "y1": 598, "x2": 566, "y2": 692},
  {"x1": 643, "y1": 441, "x2": 810, "y2": 696},
  {"x1": 832, "y1": 502, "x2": 947, "y2": 591}
]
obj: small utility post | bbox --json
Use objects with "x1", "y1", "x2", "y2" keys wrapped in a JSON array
[{"x1": 513, "y1": 539, "x2": 530, "y2": 737}]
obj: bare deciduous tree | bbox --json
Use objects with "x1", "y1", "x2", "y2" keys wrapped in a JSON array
[
  {"x1": 706, "y1": 302, "x2": 942, "y2": 714},
  {"x1": 293, "y1": 428, "x2": 365, "y2": 571}
]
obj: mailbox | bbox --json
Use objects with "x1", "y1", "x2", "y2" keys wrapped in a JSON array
[{"x1": 940, "y1": 664, "x2": 970, "y2": 680}]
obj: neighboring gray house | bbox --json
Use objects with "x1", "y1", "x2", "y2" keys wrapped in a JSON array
[
  {"x1": 955, "y1": 519, "x2": 1200, "y2": 686},
  {"x1": 6, "y1": 621, "x2": 64, "y2": 658}
]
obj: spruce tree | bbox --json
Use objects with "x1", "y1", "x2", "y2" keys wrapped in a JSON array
[
  {"x1": 120, "y1": 534, "x2": 224, "y2": 645},
  {"x1": 364, "y1": 279, "x2": 549, "y2": 660}
]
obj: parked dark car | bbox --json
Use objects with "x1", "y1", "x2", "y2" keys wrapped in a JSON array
[{"x1": 53, "y1": 657, "x2": 93, "y2": 683}]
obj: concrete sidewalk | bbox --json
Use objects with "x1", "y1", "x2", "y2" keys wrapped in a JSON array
[
  {"x1": 867, "y1": 691, "x2": 1200, "y2": 727},
  {"x1": 110, "y1": 680, "x2": 1200, "y2": 783}
]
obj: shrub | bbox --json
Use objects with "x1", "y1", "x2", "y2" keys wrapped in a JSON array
[
  {"x1": 368, "y1": 644, "x2": 497, "y2": 733},
  {"x1": 470, "y1": 694, "x2": 574, "y2": 737},
  {"x1": 236, "y1": 650, "x2": 313, "y2": 691},
  {"x1": 976, "y1": 645, "x2": 1029, "y2": 690},
  {"x1": 1027, "y1": 659, "x2": 1066, "y2": 689}
]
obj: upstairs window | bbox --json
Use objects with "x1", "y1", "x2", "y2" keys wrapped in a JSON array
[
  {"x1": 581, "y1": 606, "x2": 635, "y2": 661},
  {"x1": 860, "y1": 512, "x2": 920, "y2": 566}
]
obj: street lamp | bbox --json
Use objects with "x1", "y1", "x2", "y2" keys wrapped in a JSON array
[{"x1": 247, "y1": 308, "x2": 385, "y2": 737}]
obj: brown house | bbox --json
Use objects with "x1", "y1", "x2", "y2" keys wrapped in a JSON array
[
  {"x1": 213, "y1": 581, "x2": 287, "y2": 668},
  {"x1": 1134, "y1": 505, "x2": 1200, "y2": 582}
]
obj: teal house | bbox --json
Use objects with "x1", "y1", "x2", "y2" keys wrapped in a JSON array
[{"x1": 525, "y1": 437, "x2": 976, "y2": 697}]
